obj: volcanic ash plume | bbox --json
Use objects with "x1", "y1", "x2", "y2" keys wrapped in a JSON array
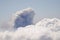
[{"x1": 12, "y1": 8, "x2": 35, "y2": 28}]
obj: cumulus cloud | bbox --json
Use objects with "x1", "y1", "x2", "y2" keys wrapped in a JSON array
[{"x1": 0, "y1": 8, "x2": 60, "y2": 40}]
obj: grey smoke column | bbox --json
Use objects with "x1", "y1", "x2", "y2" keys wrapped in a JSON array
[{"x1": 14, "y1": 8, "x2": 35, "y2": 28}]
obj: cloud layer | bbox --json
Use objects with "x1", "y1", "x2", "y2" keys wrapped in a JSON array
[{"x1": 0, "y1": 8, "x2": 60, "y2": 40}]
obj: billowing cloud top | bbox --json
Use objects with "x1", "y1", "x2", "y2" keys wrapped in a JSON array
[
  {"x1": 13, "y1": 8, "x2": 35, "y2": 28},
  {"x1": 0, "y1": 8, "x2": 60, "y2": 40}
]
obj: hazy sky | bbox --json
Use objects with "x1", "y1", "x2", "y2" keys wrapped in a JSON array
[{"x1": 0, "y1": 0, "x2": 60, "y2": 25}]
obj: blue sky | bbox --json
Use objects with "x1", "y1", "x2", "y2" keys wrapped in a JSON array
[{"x1": 0, "y1": 0, "x2": 60, "y2": 25}]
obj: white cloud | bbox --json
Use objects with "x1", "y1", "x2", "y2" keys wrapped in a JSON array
[{"x1": 0, "y1": 8, "x2": 60, "y2": 40}]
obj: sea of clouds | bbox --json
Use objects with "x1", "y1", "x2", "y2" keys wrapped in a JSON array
[{"x1": 0, "y1": 8, "x2": 60, "y2": 40}]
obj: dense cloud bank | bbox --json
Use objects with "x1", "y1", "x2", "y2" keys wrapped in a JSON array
[{"x1": 0, "y1": 8, "x2": 60, "y2": 40}]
